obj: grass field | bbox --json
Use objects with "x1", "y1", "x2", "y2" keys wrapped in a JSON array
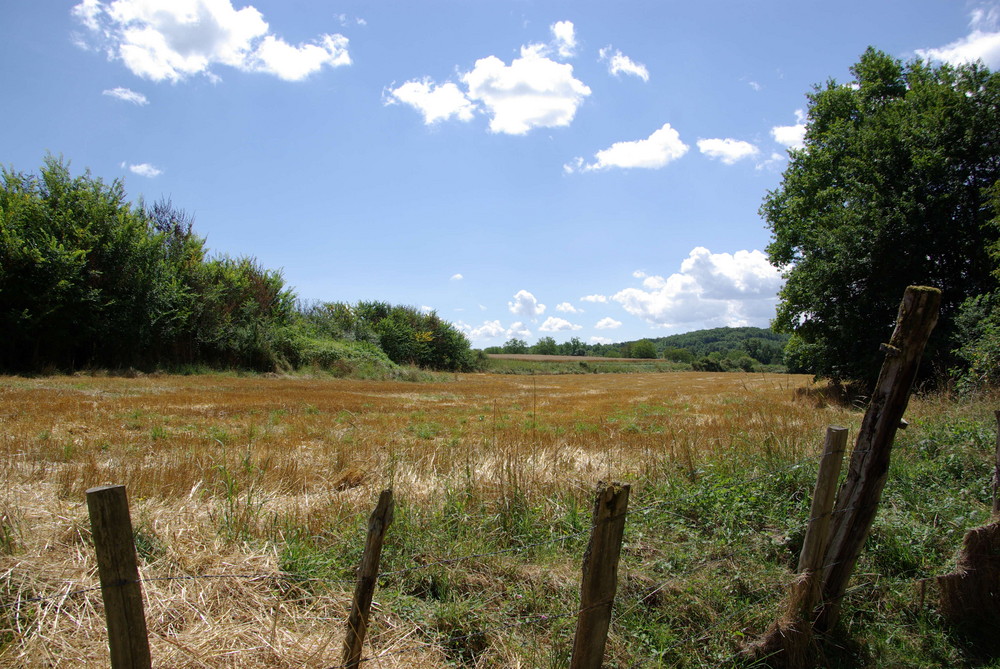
[{"x1": 0, "y1": 371, "x2": 996, "y2": 667}]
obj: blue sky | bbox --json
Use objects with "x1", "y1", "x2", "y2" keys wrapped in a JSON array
[{"x1": 3, "y1": 1, "x2": 999, "y2": 347}]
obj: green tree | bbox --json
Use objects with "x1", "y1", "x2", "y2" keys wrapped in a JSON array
[
  {"x1": 631, "y1": 339, "x2": 658, "y2": 359},
  {"x1": 532, "y1": 336, "x2": 558, "y2": 355},
  {"x1": 763, "y1": 48, "x2": 1000, "y2": 386},
  {"x1": 501, "y1": 338, "x2": 529, "y2": 354}
]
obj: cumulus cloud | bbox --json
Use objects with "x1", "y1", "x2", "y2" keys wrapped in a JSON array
[
  {"x1": 581, "y1": 294, "x2": 608, "y2": 303},
  {"x1": 598, "y1": 46, "x2": 649, "y2": 81},
  {"x1": 556, "y1": 302, "x2": 580, "y2": 314},
  {"x1": 72, "y1": 0, "x2": 351, "y2": 82},
  {"x1": 508, "y1": 290, "x2": 546, "y2": 319},
  {"x1": 567, "y1": 123, "x2": 688, "y2": 172},
  {"x1": 386, "y1": 20, "x2": 588, "y2": 134},
  {"x1": 916, "y1": 7, "x2": 1000, "y2": 67},
  {"x1": 772, "y1": 109, "x2": 807, "y2": 150},
  {"x1": 590, "y1": 336, "x2": 613, "y2": 344},
  {"x1": 450, "y1": 273, "x2": 464, "y2": 281},
  {"x1": 385, "y1": 79, "x2": 476, "y2": 124},
  {"x1": 611, "y1": 247, "x2": 783, "y2": 329},
  {"x1": 550, "y1": 20, "x2": 577, "y2": 58},
  {"x1": 539, "y1": 316, "x2": 582, "y2": 332},
  {"x1": 463, "y1": 44, "x2": 591, "y2": 135},
  {"x1": 697, "y1": 138, "x2": 760, "y2": 165},
  {"x1": 595, "y1": 317, "x2": 622, "y2": 330},
  {"x1": 123, "y1": 162, "x2": 162, "y2": 177},
  {"x1": 507, "y1": 321, "x2": 532, "y2": 339},
  {"x1": 102, "y1": 86, "x2": 148, "y2": 104},
  {"x1": 457, "y1": 320, "x2": 506, "y2": 340}
]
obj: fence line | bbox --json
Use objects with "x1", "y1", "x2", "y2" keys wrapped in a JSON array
[{"x1": 0, "y1": 439, "x2": 970, "y2": 668}]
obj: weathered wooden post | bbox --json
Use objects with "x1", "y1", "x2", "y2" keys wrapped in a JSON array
[
  {"x1": 798, "y1": 427, "x2": 849, "y2": 576},
  {"x1": 342, "y1": 489, "x2": 394, "y2": 668},
  {"x1": 570, "y1": 481, "x2": 630, "y2": 669},
  {"x1": 743, "y1": 426, "x2": 848, "y2": 666},
  {"x1": 816, "y1": 285, "x2": 941, "y2": 631},
  {"x1": 87, "y1": 484, "x2": 152, "y2": 669}
]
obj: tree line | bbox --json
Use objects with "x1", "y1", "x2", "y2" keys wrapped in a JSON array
[
  {"x1": 0, "y1": 157, "x2": 478, "y2": 374},
  {"x1": 486, "y1": 327, "x2": 788, "y2": 372}
]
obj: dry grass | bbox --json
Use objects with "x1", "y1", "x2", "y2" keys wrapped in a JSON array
[{"x1": 0, "y1": 370, "x2": 861, "y2": 667}]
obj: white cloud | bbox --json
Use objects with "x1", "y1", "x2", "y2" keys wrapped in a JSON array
[
  {"x1": 772, "y1": 109, "x2": 807, "y2": 150},
  {"x1": 555, "y1": 302, "x2": 580, "y2": 314},
  {"x1": 598, "y1": 46, "x2": 649, "y2": 82},
  {"x1": 611, "y1": 247, "x2": 783, "y2": 329},
  {"x1": 73, "y1": 0, "x2": 103, "y2": 30},
  {"x1": 72, "y1": 0, "x2": 351, "y2": 82},
  {"x1": 508, "y1": 290, "x2": 546, "y2": 319},
  {"x1": 595, "y1": 317, "x2": 622, "y2": 330},
  {"x1": 916, "y1": 7, "x2": 1000, "y2": 67},
  {"x1": 450, "y1": 273, "x2": 464, "y2": 281},
  {"x1": 250, "y1": 33, "x2": 350, "y2": 81},
  {"x1": 419, "y1": 305, "x2": 433, "y2": 313},
  {"x1": 748, "y1": 80, "x2": 762, "y2": 91},
  {"x1": 457, "y1": 319, "x2": 506, "y2": 340},
  {"x1": 102, "y1": 86, "x2": 148, "y2": 105},
  {"x1": 462, "y1": 44, "x2": 591, "y2": 135},
  {"x1": 755, "y1": 152, "x2": 786, "y2": 172},
  {"x1": 697, "y1": 138, "x2": 760, "y2": 165},
  {"x1": 385, "y1": 79, "x2": 476, "y2": 124},
  {"x1": 507, "y1": 321, "x2": 532, "y2": 339},
  {"x1": 539, "y1": 316, "x2": 582, "y2": 332},
  {"x1": 581, "y1": 294, "x2": 608, "y2": 303},
  {"x1": 550, "y1": 20, "x2": 577, "y2": 58},
  {"x1": 124, "y1": 162, "x2": 162, "y2": 177},
  {"x1": 590, "y1": 336, "x2": 613, "y2": 344},
  {"x1": 568, "y1": 123, "x2": 688, "y2": 172}
]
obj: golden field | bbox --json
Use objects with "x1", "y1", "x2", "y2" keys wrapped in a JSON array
[{"x1": 0, "y1": 371, "x2": 865, "y2": 667}]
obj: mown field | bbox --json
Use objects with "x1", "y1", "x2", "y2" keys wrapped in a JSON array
[{"x1": 0, "y1": 371, "x2": 996, "y2": 667}]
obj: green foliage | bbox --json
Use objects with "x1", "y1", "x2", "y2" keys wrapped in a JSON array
[
  {"x1": 501, "y1": 338, "x2": 529, "y2": 354},
  {"x1": 763, "y1": 48, "x2": 1000, "y2": 387},
  {"x1": 0, "y1": 157, "x2": 478, "y2": 375},
  {"x1": 662, "y1": 347, "x2": 694, "y2": 363},
  {"x1": 631, "y1": 339, "x2": 658, "y2": 359},
  {"x1": 531, "y1": 336, "x2": 558, "y2": 355},
  {"x1": 951, "y1": 292, "x2": 1000, "y2": 391}
]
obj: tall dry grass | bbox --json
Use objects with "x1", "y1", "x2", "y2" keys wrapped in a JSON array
[{"x1": 0, "y1": 371, "x2": 859, "y2": 667}]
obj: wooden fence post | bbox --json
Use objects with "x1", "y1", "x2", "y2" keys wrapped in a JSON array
[
  {"x1": 86, "y1": 484, "x2": 152, "y2": 669},
  {"x1": 342, "y1": 489, "x2": 394, "y2": 669},
  {"x1": 570, "y1": 481, "x2": 630, "y2": 669},
  {"x1": 798, "y1": 426, "x2": 849, "y2": 576},
  {"x1": 816, "y1": 285, "x2": 941, "y2": 632},
  {"x1": 743, "y1": 426, "x2": 848, "y2": 666}
]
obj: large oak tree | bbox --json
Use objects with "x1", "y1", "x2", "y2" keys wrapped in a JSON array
[{"x1": 763, "y1": 48, "x2": 1000, "y2": 387}]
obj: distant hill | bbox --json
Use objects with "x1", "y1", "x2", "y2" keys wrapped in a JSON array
[
  {"x1": 633, "y1": 326, "x2": 789, "y2": 359},
  {"x1": 485, "y1": 326, "x2": 789, "y2": 369}
]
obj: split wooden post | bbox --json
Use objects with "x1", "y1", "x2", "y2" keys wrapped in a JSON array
[
  {"x1": 342, "y1": 489, "x2": 394, "y2": 669},
  {"x1": 797, "y1": 426, "x2": 849, "y2": 576},
  {"x1": 816, "y1": 286, "x2": 941, "y2": 632},
  {"x1": 741, "y1": 427, "x2": 849, "y2": 666},
  {"x1": 570, "y1": 481, "x2": 630, "y2": 669},
  {"x1": 86, "y1": 484, "x2": 152, "y2": 669}
]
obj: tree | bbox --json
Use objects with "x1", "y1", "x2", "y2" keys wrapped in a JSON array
[
  {"x1": 631, "y1": 339, "x2": 658, "y2": 359},
  {"x1": 501, "y1": 338, "x2": 529, "y2": 354},
  {"x1": 763, "y1": 48, "x2": 1000, "y2": 386},
  {"x1": 532, "y1": 336, "x2": 558, "y2": 355}
]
